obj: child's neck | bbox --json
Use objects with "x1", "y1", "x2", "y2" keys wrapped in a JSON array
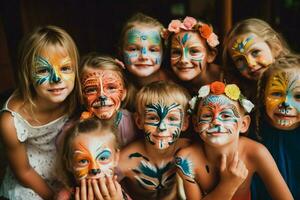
[
  {"x1": 144, "y1": 141, "x2": 176, "y2": 163},
  {"x1": 203, "y1": 140, "x2": 239, "y2": 166}
]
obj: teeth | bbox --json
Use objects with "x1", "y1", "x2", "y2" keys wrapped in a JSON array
[{"x1": 277, "y1": 119, "x2": 290, "y2": 126}]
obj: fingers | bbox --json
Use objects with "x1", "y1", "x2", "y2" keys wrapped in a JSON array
[
  {"x1": 92, "y1": 179, "x2": 103, "y2": 200},
  {"x1": 113, "y1": 176, "x2": 123, "y2": 198},
  {"x1": 99, "y1": 176, "x2": 110, "y2": 200},
  {"x1": 81, "y1": 179, "x2": 87, "y2": 200},
  {"x1": 220, "y1": 154, "x2": 227, "y2": 172},
  {"x1": 230, "y1": 152, "x2": 239, "y2": 171},
  {"x1": 87, "y1": 179, "x2": 94, "y2": 200},
  {"x1": 106, "y1": 175, "x2": 117, "y2": 196},
  {"x1": 75, "y1": 187, "x2": 80, "y2": 200}
]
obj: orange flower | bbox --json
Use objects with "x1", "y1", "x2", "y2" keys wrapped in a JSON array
[
  {"x1": 210, "y1": 81, "x2": 225, "y2": 95},
  {"x1": 199, "y1": 24, "x2": 212, "y2": 39},
  {"x1": 80, "y1": 111, "x2": 93, "y2": 120}
]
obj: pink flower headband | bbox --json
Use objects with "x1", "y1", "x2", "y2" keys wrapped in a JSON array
[{"x1": 161, "y1": 16, "x2": 219, "y2": 48}]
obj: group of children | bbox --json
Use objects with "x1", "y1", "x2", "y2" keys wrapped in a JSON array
[{"x1": 0, "y1": 12, "x2": 299, "y2": 200}]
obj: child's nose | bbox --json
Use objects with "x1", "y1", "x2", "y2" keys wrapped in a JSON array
[
  {"x1": 138, "y1": 47, "x2": 149, "y2": 60},
  {"x1": 245, "y1": 56, "x2": 257, "y2": 68},
  {"x1": 49, "y1": 70, "x2": 61, "y2": 83},
  {"x1": 158, "y1": 121, "x2": 167, "y2": 131}
]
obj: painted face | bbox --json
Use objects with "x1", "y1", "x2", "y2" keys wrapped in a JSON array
[
  {"x1": 229, "y1": 33, "x2": 274, "y2": 80},
  {"x1": 171, "y1": 31, "x2": 208, "y2": 81},
  {"x1": 143, "y1": 103, "x2": 183, "y2": 150},
  {"x1": 71, "y1": 131, "x2": 118, "y2": 181},
  {"x1": 123, "y1": 25, "x2": 163, "y2": 77},
  {"x1": 265, "y1": 70, "x2": 300, "y2": 130},
  {"x1": 196, "y1": 95, "x2": 242, "y2": 146},
  {"x1": 81, "y1": 69, "x2": 126, "y2": 119},
  {"x1": 32, "y1": 45, "x2": 75, "y2": 104}
]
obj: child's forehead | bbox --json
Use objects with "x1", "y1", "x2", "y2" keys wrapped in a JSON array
[
  {"x1": 72, "y1": 131, "x2": 115, "y2": 148},
  {"x1": 199, "y1": 95, "x2": 240, "y2": 110},
  {"x1": 268, "y1": 68, "x2": 300, "y2": 83},
  {"x1": 143, "y1": 101, "x2": 183, "y2": 110}
]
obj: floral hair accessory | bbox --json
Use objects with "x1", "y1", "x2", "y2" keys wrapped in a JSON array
[
  {"x1": 188, "y1": 81, "x2": 254, "y2": 114},
  {"x1": 164, "y1": 16, "x2": 219, "y2": 48}
]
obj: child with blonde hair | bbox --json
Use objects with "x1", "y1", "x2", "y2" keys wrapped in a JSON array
[
  {"x1": 176, "y1": 81, "x2": 293, "y2": 200},
  {"x1": 0, "y1": 25, "x2": 81, "y2": 199},
  {"x1": 118, "y1": 81, "x2": 190, "y2": 200},
  {"x1": 165, "y1": 16, "x2": 222, "y2": 95},
  {"x1": 253, "y1": 54, "x2": 300, "y2": 199},
  {"x1": 222, "y1": 18, "x2": 290, "y2": 99}
]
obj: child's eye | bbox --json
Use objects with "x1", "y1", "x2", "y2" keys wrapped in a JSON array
[
  {"x1": 220, "y1": 113, "x2": 232, "y2": 119},
  {"x1": 146, "y1": 115, "x2": 159, "y2": 121},
  {"x1": 171, "y1": 49, "x2": 181, "y2": 56},
  {"x1": 251, "y1": 49, "x2": 261, "y2": 57},
  {"x1": 270, "y1": 92, "x2": 283, "y2": 97},
  {"x1": 168, "y1": 116, "x2": 179, "y2": 121},
  {"x1": 61, "y1": 66, "x2": 73, "y2": 73},
  {"x1": 201, "y1": 114, "x2": 212, "y2": 119},
  {"x1": 84, "y1": 87, "x2": 98, "y2": 94},
  {"x1": 79, "y1": 159, "x2": 89, "y2": 165},
  {"x1": 106, "y1": 84, "x2": 118, "y2": 91},
  {"x1": 97, "y1": 150, "x2": 111, "y2": 162},
  {"x1": 150, "y1": 47, "x2": 160, "y2": 52},
  {"x1": 36, "y1": 67, "x2": 50, "y2": 75},
  {"x1": 127, "y1": 46, "x2": 138, "y2": 51},
  {"x1": 294, "y1": 93, "x2": 300, "y2": 100},
  {"x1": 189, "y1": 48, "x2": 201, "y2": 55}
]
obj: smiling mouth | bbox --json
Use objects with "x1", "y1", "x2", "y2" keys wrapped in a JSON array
[
  {"x1": 135, "y1": 64, "x2": 152, "y2": 67},
  {"x1": 274, "y1": 113, "x2": 297, "y2": 118},
  {"x1": 153, "y1": 135, "x2": 172, "y2": 140},
  {"x1": 92, "y1": 101, "x2": 114, "y2": 108},
  {"x1": 48, "y1": 88, "x2": 65, "y2": 94}
]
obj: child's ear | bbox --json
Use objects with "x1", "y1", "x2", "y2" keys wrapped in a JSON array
[
  {"x1": 134, "y1": 112, "x2": 144, "y2": 130},
  {"x1": 240, "y1": 115, "x2": 251, "y2": 133},
  {"x1": 181, "y1": 115, "x2": 190, "y2": 131},
  {"x1": 121, "y1": 88, "x2": 127, "y2": 101},
  {"x1": 206, "y1": 49, "x2": 217, "y2": 63}
]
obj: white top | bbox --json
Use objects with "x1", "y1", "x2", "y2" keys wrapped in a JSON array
[{"x1": 0, "y1": 96, "x2": 68, "y2": 200}]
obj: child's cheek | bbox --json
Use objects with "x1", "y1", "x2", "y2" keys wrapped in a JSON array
[{"x1": 73, "y1": 167, "x2": 89, "y2": 180}]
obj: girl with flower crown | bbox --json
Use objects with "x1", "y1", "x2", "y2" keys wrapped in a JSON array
[
  {"x1": 175, "y1": 81, "x2": 293, "y2": 200},
  {"x1": 163, "y1": 16, "x2": 222, "y2": 95}
]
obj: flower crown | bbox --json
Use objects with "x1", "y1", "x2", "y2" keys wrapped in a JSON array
[
  {"x1": 161, "y1": 16, "x2": 219, "y2": 48},
  {"x1": 188, "y1": 81, "x2": 254, "y2": 114}
]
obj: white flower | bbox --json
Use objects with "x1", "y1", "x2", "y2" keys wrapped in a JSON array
[
  {"x1": 198, "y1": 85, "x2": 210, "y2": 98},
  {"x1": 241, "y1": 99, "x2": 255, "y2": 113},
  {"x1": 189, "y1": 96, "x2": 198, "y2": 111}
]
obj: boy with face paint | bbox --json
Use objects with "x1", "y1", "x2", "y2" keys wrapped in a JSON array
[
  {"x1": 175, "y1": 81, "x2": 293, "y2": 200},
  {"x1": 118, "y1": 81, "x2": 191, "y2": 200},
  {"x1": 57, "y1": 117, "x2": 131, "y2": 200},
  {"x1": 164, "y1": 16, "x2": 222, "y2": 95},
  {"x1": 253, "y1": 54, "x2": 300, "y2": 199}
]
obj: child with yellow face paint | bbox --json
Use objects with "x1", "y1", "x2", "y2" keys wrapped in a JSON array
[
  {"x1": 175, "y1": 81, "x2": 293, "y2": 200},
  {"x1": 118, "y1": 81, "x2": 191, "y2": 200},
  {"x1": 253, "y1": 54, "x2": 300, "y2": 199},
  {"x1": 165, "y1": 16, "x2": 222, "y2": 95},
  {"x1": 0, "y1": 26, "x2": 81, "y2": 199},
  {"x1": 222, "y1": 18, "x2": 290, "y2": 99},
  {"x1": 57, "y1": 117, "x2": 130, "y2": 200}
]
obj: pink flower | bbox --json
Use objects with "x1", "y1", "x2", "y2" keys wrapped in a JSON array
[
  {"x1": 168, "y1": 20, "x2": 182, "y2": 33},
  {"x1": 181, "y1": 16, "x2": 197, "y2": 30},
  {"x1": 160, "y1": 28, "x2": 170, "y2": 40},
  {"x1": 207, "y1": 33, "x2": 219, "y2": 47}
]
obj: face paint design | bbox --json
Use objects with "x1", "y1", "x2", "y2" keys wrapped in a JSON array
[
  {"x1": 32, "y1": 45, "x2": 75, "y2": 104},
  {"x1": 265, "y1": 70, "x2": 300, "y2": 129},
  {"x1": 71, "y1": 133, "x2": 117, "y2": 181},
  {"x1": 81, "y1": 69, "x2": 126, "y2": 119},
  {"x1": 129, "y1": 153, "x2": 176, "y2": 192},
  {"x1": 171, "y1": 31, "x2": 207, "y2": 81},
  {"x1": 230, "y1": 33, "x2": 274, "y2": 80},
  {"x1": 143, "y1": 103, "x2": 183, "y2": 150},
  {"x1": 197, "y1": 95, "x2": 241, "y2": 145},
  {"x1": 175, "y1": 156, "x2": 195, "y2": 183},
  {"x1": 123, "y1": 26, "x2": 162, "y2": 77}
]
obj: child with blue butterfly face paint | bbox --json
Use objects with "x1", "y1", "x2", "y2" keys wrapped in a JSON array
[
  {"x1": 0, "y1": 26, "x2": 81, "y2": 199},
  {"x1": 119, "y1": 13, "x2": 171, "y2": 89},
  {"x1": 165, "y1": 16, "x2": 222, "y2": 95},
  {"x1": 253, "y1": 54, "x2": 300, "y2": 199},
  {"x1": 118, "y1": 81, "x2": 191, "y2": 200},
  {"x1": 57, "y1": 117, "x2": 131, "y2": 200},
  {"x1": 175, "y1": 81, "x2": 292, "y2": 200}
]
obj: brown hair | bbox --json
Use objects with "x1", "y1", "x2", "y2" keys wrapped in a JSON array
[{"x1": 17, "y1": 25, "x2": 82, "y2": 114}]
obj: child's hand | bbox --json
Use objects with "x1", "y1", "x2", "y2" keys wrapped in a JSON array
[
  {"x1": 75, "y1": 176, "x2": 123, "y2": 200},
  {"x1": 219, "y1": 152, "x2": 248, "y2": 190}
]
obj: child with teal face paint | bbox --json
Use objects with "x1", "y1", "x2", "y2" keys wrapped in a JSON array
[
  {"x1": 0, "y1": 26, "x2": 81, "y2": 200},
  {"x1": 119, "y1": 13, "x2": 172, "y2": 90},
  {"x1": 165, "y1": 16, "x2": 222, "y2": 96},
  {"x1": 118, "y1": 81, "x2": 191, "y2": 200},
  {"x1": 175, "y1": 81, "x2": 292, "y2": 200},
  {"x1": 252, "y1": 54, "x2": 300, "y2": 199},
  {"x1": 222, "y1": 18, "x2": 290, "y2": 100}
]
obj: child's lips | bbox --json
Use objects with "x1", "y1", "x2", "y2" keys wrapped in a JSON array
[
  {"x1": 274, "y1": 113, "x2": 297, "y2": 118},
  {"x1": 135, "y1": 63, "x2": 152, "y2": 67},
  {"x1": 48, "y1": 88, "x2": 65, "y2": 94}
]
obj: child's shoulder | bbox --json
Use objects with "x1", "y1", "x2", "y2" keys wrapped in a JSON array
[
  {"x1": 120, "y1": 139, "x2": 145, "y2": 156},
  {"x1": 239, "y1": 136, "x2": 270, "y2": 160},
  {"x1": 176, "y1": 140, "x2": 204, "y2": 159}
]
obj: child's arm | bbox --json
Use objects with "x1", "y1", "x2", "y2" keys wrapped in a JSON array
[
  {"x1": 176, "y1": 150, "x2": 248, "y2": 199},
  {"x1": 0, "y1": 112, "x2": 53, "y2": 199},
  {"x1": 254, "y1": 143, "x2": 293, "y2": 200}
]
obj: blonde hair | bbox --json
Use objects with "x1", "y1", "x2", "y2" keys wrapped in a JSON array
[
  {"x1": 222, "y1": 18, "x2": 290, "y2": 84},
  {"x1": 136, "y1": 81, "x2": 191, "y2": 115},
  {"x1": 256, "y1": 54, "x2": 300, "y2": 138},
  {"x1": 17, "y1": 25, "x2": 82, "y2": 114},
  {"x1": 80, "y1": 53, "x2": 134, "y2": 108},
  {"x1": 58, "y1": 117, "x2": 119, "y2": 188},
  {"x1": 119, "y1": 12, "x2": 165, "y2": 52}
]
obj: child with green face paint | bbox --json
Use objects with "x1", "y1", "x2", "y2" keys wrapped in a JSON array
[
  {"x1": 222, "y1": 18, "x2": 290, "y2": 100},
  {"x1": 175, "y1": 81, "x2": 292, "y2": 200},
  {"x1": 253, "y1": 54, "x2": 300, "y2": 199},
  {"x1": 0, "y1": 26, "x2": 81, "y2": 199},
  {"x1": 165, "y1": 16, "x2": 222, "y2": 96},
  {"x1": 118, "y1": 81, "x2": 191, "y2": 200}
]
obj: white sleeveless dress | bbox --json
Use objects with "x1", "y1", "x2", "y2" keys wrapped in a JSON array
[{"x1": 0, "y1": 96, "x2": 68, "y2": 200}]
